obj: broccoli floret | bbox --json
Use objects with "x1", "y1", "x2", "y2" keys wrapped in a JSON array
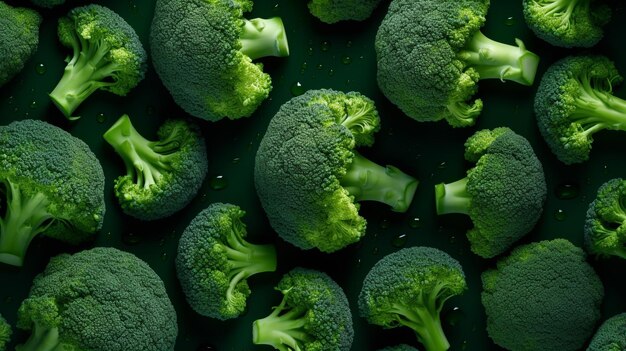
[
  {"x1": 49, "y1": 4, "x2": 147, "y2": 120},
  {"x1": 30, "y1": 0, "x2": 65, "y2": 8},
  {"x1": 0, "y1": 314, "x2": 10, "y2": 351},
  {"x1": 15, "y1": 247, "x2": 178, "y2": 351},
  {"x1": 103, "y1": 114, "x2": 208, "y2": 220},
  {"x1": 434, "y1": 128, "x2": 546, "y2": 258},
  {"x1": 0, "y1": 120, "x2": 105, "y2": 267},
  {"x1": 522, "y1": 0, "x2": 611, "y2": 48},
  {"x1": 253, "y1": 268, "x2": 353, "y2": 351},
  {"x1": 359, "y1": 247, "x2": 467, "y2": 351},
  {"x1": 254, "y1": 89, "x2": 418, "y2": 253},
  {"x1": 535, "y1": 55, "x2": 626, "y2": 164},
  {"x1": 307, "y1": 0, "x2": 383, "y2": 24},
  {"x1": 379, "y1": 345, "x2": 420, "y2": 351},
  {"x1": 584, "y1": 178, "x2": 626, "y2": 259},
  {"x1": 376, "y1": 0, "x2": 539, "y2": 127},
  {"x1": 176, "y1": 203, "x2": 277, "y2": 320},
  {"x1": 150, "y1": 0, "x2": 289, "y2": 122},
  {"x1": 482, "y1": 239, "x2": 604, "y2": 351},
  {"x1": 587, "y1": 313, "x2": 626, "y2": 351},
  {"x1": 0, "y1": 2, "x2": 41, "y2": 87}
]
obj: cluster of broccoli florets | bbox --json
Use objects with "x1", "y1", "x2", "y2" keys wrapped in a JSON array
[{"x1": 0, "y1": 2, "x2": 41, "y2": 87}]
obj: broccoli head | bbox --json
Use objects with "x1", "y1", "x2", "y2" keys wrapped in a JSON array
[
  {"x1": 150, "y1": 0, "x2": 289, "y2": 122},
  {"x1": 359, "y1": 247, "x2": 467, "y2": 351},
  {"x1": 255, "y1": 89, "x2": 418, "y2": 253},
  {"x1": 482, "y1": 239, "x2": 604, "y2": 351},
  {"x1": 584, "y1": 178, "x2": 626, "y2": 259},
  {"x1": 379, "y1": 345, "x2": 419, "y2": 351},
  {"x1": 376, "y1": 0, "x2": 539, "y2": 127},
  {"x1": 0, "y1": 2, "x2": 41, "y2": 87},
  {"x1": 535, "y1": 55, "x2": 626, "y2": 164},
  {"x1": 435, "y1": 128, "x2": 546, "y2": 258},
  {"x1": 0, "y1": 313, "x2": 10, "y2": 351},
  {"x1": 15, "y1": 247, "x2": 178, "y2": 351},
  {"x1": 253, "y1": 268, "x2": 353, "y2": 351},
  {"x1": 176, "y1": 203, "x2": 277, "y2": 320},
  {"x1": 30, "y1": 0, "x2": 65, "y2": 8},
  {"x1": 103, "y1": 114, "x2": 208, "y2": 220},
  {"x1": 49, "y1": 4, "x2": 147, "y2": 120},
  {"x1": 587, "y1": 313, "x2": 626, "y2": 351},
  {"x1": 0, "y1": 119, "x2": 105, "y2": 267},
  {"x1": 307, "y1": 0, "x2": 383, "y2": 24}
]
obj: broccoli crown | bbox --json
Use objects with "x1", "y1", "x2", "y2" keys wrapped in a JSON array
[
  {"x1": 0, "y1": 119, "x2": 105, "y2": 267},
  {"x1": 0, "y1": 313, "x2": 10, "y2": 351},
  {"x1": 535, "y1": 55, "x2": 626, "y2": 164},
  {"x1": 176, "y1": 203, "x2": 277, "y2": 320},
  {"x1": 30, "y1": 0, "x2": 65, "y2": 8},
  {"x1": 379, "y1": 344, "x2": 419, "y2": 351},
  {"x1": 359, "y1": 247, "x2": 467, "y2": 351},
  {"x1": 253, "y1": 267, "x2": 354, "y2": 351},
  {"x1": 150, "y1": 0, "x2": 289, "y2": 121},
  {"x1": 16, "y1": 247, "x2": 178, "y2": 351},
  {"x1": 481, "y1": 239, "x2": 604, "y2": 351},
  {"x1": 307, "y1": 0, "x2": 383, "y2": 24},
  {"x1": 587, "y1": 313, "x2": 626, "y2": 351},
  {"x1": 584, "y1": 178, "x2": 626, "y2": 259},
  {"x1": 0, "y1": 2, "x2": 41, "y2": 86},
  {"x1": 522, "y1": 0, "x2": 611, "y2": 48},
  {"x1": 103, "y1": 115, "x2": 208, "y2": 220}
]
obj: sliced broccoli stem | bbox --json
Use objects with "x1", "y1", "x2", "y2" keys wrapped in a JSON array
[
  {"x1": 340, "y1": 152, "x2": 418, "y2": 212},
  {"x1": 253, "y1": 298, "x2": 310, "y2": 351},
  {"x1": 15, "y1": 322, "x2": 60, "y2": 351},
  {"x1": 435, "y1": 178, "x2": 471, "y2": 215},
  {"x1": 569, "y1": 76, "x2": 626, "y2": 134},
  {"x1": 240, "y1": 18, "x2": 290, "y2": 60},
  {"x1": 459, "y1": 31, "x2": 539, "y2": 86}
]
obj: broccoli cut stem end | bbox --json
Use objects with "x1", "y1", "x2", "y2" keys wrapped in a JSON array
[
  {"x1": 240, "y1": 17, "x2": 290, "y2": 60},
  {"x1": 435, "y1": 178, "x2": 471, "y2": 215}
]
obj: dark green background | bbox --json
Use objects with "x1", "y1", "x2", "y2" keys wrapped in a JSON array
[{"x1": 1, "y1": 0, "x2": 625, "y2": 350}]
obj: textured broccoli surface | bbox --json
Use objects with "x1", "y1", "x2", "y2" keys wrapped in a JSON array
[
  {"x1": 359, "y1": 247, "x2": 467, "y2": 351},
  {"x1": 150, "y1": 0, "x2": 289, "y2": 122},
  {"x1": 0, "y1": 2, "x2": 41, "y2": 86},
  {"x1": 0, "y1": 120, "x2": 105, "y2": 267},
  {"x1": 307, "y1": 0, "x2": 383, "y2": 24},
  {"x1": 253, "y1": 268, "x2": 353, "y2": 351},
  {"x1": 584, "y1": 178, "x2": 626, "y2": 259},
  {"x1": 535, "y1": 55, "x2": 626, "y2": 164},
  {"x1": 435, "y1": 128, "x2": 546, "y2": 258},
  {"x1": 587, "y1": 313, "x2": 626, "y2": 351},
  {"x1": 103, "y1": 114, "x2": 208, "y2": 220},
  {"x1": 482, "y1": 239, "x2": 604, "y2": 351},
  {"x1": 379, "y1": 345, "x2": 419, "y2": 351},
  {"x1": 0, "y1": 314, "x2": 10, "y2": 351},
  {"x1": 255, "y1": 89, "x2": 418, "y2": 253},
  {"x1": 30, "y1": 0, "x2": 65, "y2": 8}
]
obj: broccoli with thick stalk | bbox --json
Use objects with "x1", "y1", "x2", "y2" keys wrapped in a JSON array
[
  {"x1": 176, "y1": 203, "x2": 277, "y2": 320},
  {"x1": 584, "y1": 178, "x2": 626, "y2": 259},
  {"x1": 253, "y1": 268, "x2": 353, "y2": 351},
  {"x1": 15, "y1": 247, "x2": 178, "y2": 351},
  {"x1": 359, "y1": 247, "x2": 467, "y2": 351},
  {"x1": 0, "y1": 2, "x2": 41, "y2": 87},
  {"x1": 49, "y1": 4, "x2": 147, "y2": 120},
  {"x1": 435, "y1": 128, "x2": 546, "y2": 258},
  {"x1": 376, "y1": 0, "x2": 539, "y2": 127},
  {"x1": 103, "y1": 114, "x2": 208, "y2": 221},
  {"x1": 522, "y1": 0, "x2": 611, "y2": 48},
  {"x1": 307, "y1": 0, "x2": 383, "y2": 24},
  {"x1": 587, "y1": 313, "x2": 626, "y2": 351},
  {"x1": 0, "y1": 314, "x2": 10, "y2": 351},
  {"x1": 31, "y1": 0, "x2": 65, "y2": 8},
  {"x1": 0, "y1": 120, "x2": 105, "y2": 267},
  {"x1": 150, "y1": 0, "x2": 289, "y2": 122},
  {"x1": 379, "y1": 345, "x2": 419, "y2": 351},
  {"x1": 255, "y1": 89, "x2": 418, "y2": 253},
  {"x1": 482, "y1": 239, "x2": 604, "y2": 351},
  {"x1": 535, "y1": 55, "x2": 626, "y2": 164}
]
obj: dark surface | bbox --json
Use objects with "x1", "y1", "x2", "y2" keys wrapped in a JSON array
[{"x1": 1, "y1": 0, "x2": 625, "y2": 350}]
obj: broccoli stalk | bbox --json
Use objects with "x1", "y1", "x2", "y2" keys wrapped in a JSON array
[
  {"x1": 434, "y1": 178, "x2": 470, "y2": 215},
  {"x1": 252, "y1": 298, "x2": 308, "y2": 350},
  {"x1": 240, "y1": 18, "x2": 289, "y2": 60},
  {"x1": 15, "y1": 322, "x2": 60, "y2": 351}
]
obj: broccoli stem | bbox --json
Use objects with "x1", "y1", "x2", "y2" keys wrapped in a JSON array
[
  {"x1": 435, "y1": 178, "x2": 471, "y2": 215},
  {"x1": 390, "y1": 304, "x2": 449, "y2": 351},
  {"x1": 15, "y1": 322, "x2": 60, "y2": 351},
  {"x1": 569, "y1": 77, "x2": 626, "y2": 135},
  {"x1": 240, "y1": 18, "x2": 290, "y2": 60},
  {"x1": 459, "y1": 31, "x2": 539, "y2": 86},
  {"x1": 253, "y1": 298, "x2": 310, "y2": 351},
  {"x1": 340, "y1": 152, "x2": 418, "y2": 213}
]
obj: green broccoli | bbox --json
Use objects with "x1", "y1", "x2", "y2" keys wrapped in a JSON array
[
  {"x1": 359, "y1": 247, "x2": 467, "y2": 351},
  {"x1": 584, "y1": 178, "x2": 626, "y2": 259},
  {"x1": 150, "y1": 0, "x2": 289, "y2": 122},
  {"x1": 482, "y1": 239, "x2": 604, "y2": 351},
  {"x1": 176, "y1": 203, "x2": 277, "y2": 320},
  {"x1": 379, "y1": 345, "x2": 420, "y2": 351},
  {"x1": 254, "y1": 89, "x2": 418, "y2": 253},
  {"x1": 49, "y1": 4, "x2": 147, "y2": 120},
  {"x1": 0, "y1": 2, "x2": 41, "y2": 87},
  {"x1": 103, "y1": 114, "x2": 208, "y2": 220},
  {"x1": 0, "y1": 314, "x2": 10, "y2": 351},
  {"x1": 535, "y1": 55, "x2": 626, "y2": 164},
  {"x1": 15, "y1": 247, "x2": 178, "y2": 351},
  {"x1": 0, "y1": 120, "x2": 105, "y2": 267},
  {"x1": 376, "y1": 0, "x2": 539, "y2": 127},
  {"x1": 434, "y1": 128, "x2": 546, "y2": 258},
  {"x1": 307, "y1": 0, "x2": 383, "y2": 24},
  {"x1": 252, "y1": 267, "x2": 353, "y2": 351},
  {"x1": 587, "y1": 313, "x2": 626, "y2": 351},
  {"x1": 30, "y1": 0, "x2": 65, "y2": 8},
  {"x1": 522, "y1": 0, "x2": 611, "y2": 48}
]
